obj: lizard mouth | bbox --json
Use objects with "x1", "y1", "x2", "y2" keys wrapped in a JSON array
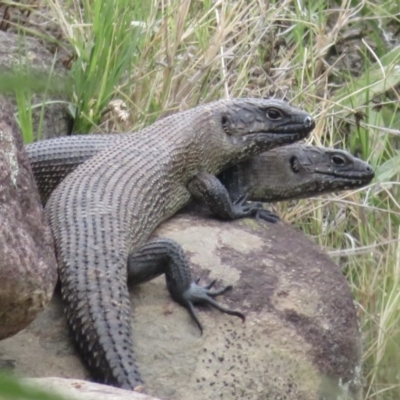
[
  {"x1": 250, "y1": 127, "x2": 311, "y2": 148},
  {"x1": 252, "y1": 130, "x2": 311, "y2": 150},
  {"x1": 314, "y1": 170, "x2": 375, "y2": 187},
  {"x1": 223, "y1": 118, "x2": 315, "y2": 141},
  {"x1": 262, "y1": 118, "x2": 316, "y2": 142}
]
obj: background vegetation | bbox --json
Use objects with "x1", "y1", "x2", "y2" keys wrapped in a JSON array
[{"x1": 1, "y1": 0, "x2": 400, "y2": 398}]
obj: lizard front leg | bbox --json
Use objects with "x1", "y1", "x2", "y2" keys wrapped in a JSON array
[
  {"x1": 127, "y1": 238, "x2": 245, "y2": 334},
  {"x1": 188, "y1": 171, "x2": 280, "y2": 222}
]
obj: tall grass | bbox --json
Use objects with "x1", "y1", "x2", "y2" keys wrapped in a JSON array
[{"x1": 3, "y1": 0, "x2": 400, "y2": 398}]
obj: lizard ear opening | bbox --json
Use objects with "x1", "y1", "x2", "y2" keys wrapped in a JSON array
[
  {"x1": 290, "y1": 156, "x2": 300, "y2": 173},
  {"x1": 221, "y1": 116, "x2": 232, "y2": 135}
]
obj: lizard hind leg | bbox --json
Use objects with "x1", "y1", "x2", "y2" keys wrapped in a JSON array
[{"x1": 127, "y1": 238, "x2": 245, "y2": 334}]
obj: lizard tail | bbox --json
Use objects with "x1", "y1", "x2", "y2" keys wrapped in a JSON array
[{"x1": 59, "y1": 255, "x2": 142, "y2": 390}]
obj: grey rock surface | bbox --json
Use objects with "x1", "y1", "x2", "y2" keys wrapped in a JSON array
[
  {"x1": 0, "y1": 30, "x2": 71, "y2": 140},
  {"x1": 0, "y1": 210, "x2": 362, "y2": 400},
  {"x1": 24, "y1": 378, "x2": 160, "y2": 400},
  {"x1": 0, "y1": 97, "x2": 57, "y2": 340},
  {"x1": 0, "y1": 0, "x2": 66, "y2": 54}
]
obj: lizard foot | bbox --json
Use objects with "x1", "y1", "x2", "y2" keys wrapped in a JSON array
[
  {"x1": 181, "y1": 279, "x2": 245, "y2": 334},
  {"x1": 232, "y1": 194, "x2": 264, "y2": 218},
  {"x1": 234, "y1": 195, "x2": 280, "y2": 223}
]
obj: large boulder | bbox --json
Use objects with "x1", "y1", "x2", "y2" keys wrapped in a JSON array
[
  {"x1": 0, "y1": 97, "x2": 57, "y2": 340},
  {"x1": 0, "y1": 210, "x2": 362, "y2": 400}
]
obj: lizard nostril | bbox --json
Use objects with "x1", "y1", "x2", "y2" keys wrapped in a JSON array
[
  {"x1": 366, "y1": 166, "x2": 375, "y2": 176},
  {"x1": 304, "y1": 116, "x2": 315, "y2": 128}
]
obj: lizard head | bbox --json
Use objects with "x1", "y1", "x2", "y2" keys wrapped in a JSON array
[
  {"x1": 218, "y1": 98, "x2": 315, "y2": 163},
  {"x1": 294, "y1": 146, "x2": 375, "y2": 193},
  {"x1": 246, "y1": 144, "x2": 375, "y2": 202}
]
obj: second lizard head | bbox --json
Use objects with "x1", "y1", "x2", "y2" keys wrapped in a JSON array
[{"x1": 243, "y1": 144, "x2": 375, "y2": 202}]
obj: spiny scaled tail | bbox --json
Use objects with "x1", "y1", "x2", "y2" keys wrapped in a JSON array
[{"x1": 60, "y1": 270, "x2": 142, "y2": 390}]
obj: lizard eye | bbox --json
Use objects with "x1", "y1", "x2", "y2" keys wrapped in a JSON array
[
  {"x1": 290, "y1": 156, "x2": 300, "y2": 173},
  {"x1": 331, "y1": 155, "x2": 346, "y2": 166},
  {"x1": 266, "y1": 108, "x2": 283, "y2": 120}
]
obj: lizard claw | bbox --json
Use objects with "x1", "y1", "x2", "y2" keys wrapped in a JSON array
[
  {"x1": 181, "y1": 281, "x2": 245, "y2": 334},
  {"x1": 255, "y1": 208, "x2": 281, "y2": 223},
  {"x1": 232, "y1": 195, "x2": 264, "y2": 218}
]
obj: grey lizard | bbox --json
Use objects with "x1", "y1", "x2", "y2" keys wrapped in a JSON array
[
  {"x1": 27, "y1": 139, "x2": 374, "y2": 222},
  {"x1": 44, "y1": 98, "x2": 314, "y2": 389}
]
